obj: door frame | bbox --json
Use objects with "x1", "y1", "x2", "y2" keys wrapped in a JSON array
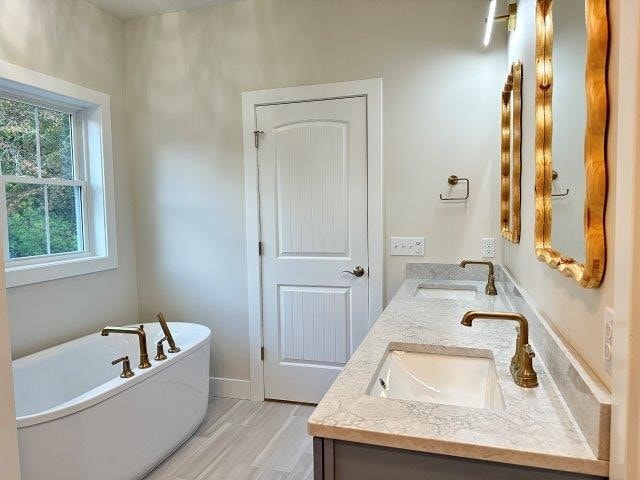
[
  {"x1": 242, "y1": 79, "x2": 383, "y2": 401},
  {"x1": 610, "y1": 0, "x2": 640, "y2": 477}
]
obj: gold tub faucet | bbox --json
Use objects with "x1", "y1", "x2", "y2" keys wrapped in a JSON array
[
  {"x1": 101, "y1": 325, "x2": 152, "y2": 369},
  {"x1": 157, "y1": 312, "x2": 180, "y2": 353},
  {"x1": 461, "y1": 311, "x2": 538, "y2": 388},
  {"x1": 459, "y1": 260, "x2": 497, "y2": 296}
]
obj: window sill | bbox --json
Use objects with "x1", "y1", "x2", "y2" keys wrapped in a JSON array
[{"x1": 5, "y1": 253, "x2": 118, "y2": 288}]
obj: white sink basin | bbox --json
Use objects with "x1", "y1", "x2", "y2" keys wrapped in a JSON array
[
  {"x1": 369, "y1": 349, "x2": 505, "y2": 410},
  {"x1": 414, "y1": 283, "x2": 478, "y2": 300}
]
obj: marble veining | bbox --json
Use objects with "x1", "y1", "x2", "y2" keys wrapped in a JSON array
[
  {"x1": 308, "y1": 276, "x2": 609, "y2": 477},
  {"x1": 499, "y1": 270, "x2": 611, "y2": 460}
]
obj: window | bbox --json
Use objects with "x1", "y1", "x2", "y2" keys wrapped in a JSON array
[
  {"x1": 1, "y1": 97, "x2": 86, "y2": 260},
  {"x1": 0, "y1": 60, "x2": 117, "y2": 287}
]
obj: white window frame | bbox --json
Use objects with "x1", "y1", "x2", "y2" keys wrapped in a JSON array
[
  {"x1": 0, "y1": 94, "x2": 88, "y2": 264},
  {"x1": 0, "y1": 59, "x2": 118, "y2": 287}
]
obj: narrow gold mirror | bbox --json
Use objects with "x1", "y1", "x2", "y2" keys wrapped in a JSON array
[
  {"x1": 501, "y1": 61, "x2": 522, "y2": 244},
  {"x1": 534, "y1": 0, "x2": 608, "y2": 288}
]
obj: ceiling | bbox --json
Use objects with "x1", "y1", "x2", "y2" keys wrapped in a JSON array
[{"x1": 86, "y1": 0, "x2": 241, "y2": 20}]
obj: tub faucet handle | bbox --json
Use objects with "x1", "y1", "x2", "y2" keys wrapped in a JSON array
[
  {"x1": 112, "y1": 356, "x2": 134, "y2": 378},
  {"x1": 155, "y1": 337, "x2": 168, "y2": 361}
]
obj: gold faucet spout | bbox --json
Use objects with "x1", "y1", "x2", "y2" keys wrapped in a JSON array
[
  {"x1": 459, "y1": 260, "x2": 498, "y2": 296},
  {"x1": 459, "y1": 260, "x2": 494, "y2": 276},
  {"x1": 101, "y1": 326, "x2": 152, "y2": 369},
  {"x1": 101, "y1": 326, "x2": 140, "y2": 336},
  {"x1": 461, "y1": 311, "x2": 528, "y2": 341},
  {"x1": 460, "y1": 311, "x2": 538, "y2": 388}
]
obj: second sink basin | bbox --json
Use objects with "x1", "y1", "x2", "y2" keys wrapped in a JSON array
[
  {"x1": 414, "y1": 283, "x2": 478, "y2": 300},
  {"x1": 369, "y1": 348, "x2": 505, "y2": 411}
]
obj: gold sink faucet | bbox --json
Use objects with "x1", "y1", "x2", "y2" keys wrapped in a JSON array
[
  {"x1": 101, "y1": 325, "x2": 152, "y2": 369},
  {"x1": 459, "y1": 260, "x2": 497, "y2": 296},
  {"x1": 461, "y1": 311, "x2": 538, "y2": 388}
]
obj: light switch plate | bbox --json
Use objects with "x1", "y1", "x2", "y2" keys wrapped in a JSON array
[
  {"x1": 603, "y1": 306, "x2": 614, "y2": 375},
  {"x1": 390, "y1": 237, "x2": 425, "y2": 256}
]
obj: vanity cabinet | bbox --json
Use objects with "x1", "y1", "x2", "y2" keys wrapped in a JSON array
[{"x1": 313, "y1": 438, "x2": 607, "y2": 480}]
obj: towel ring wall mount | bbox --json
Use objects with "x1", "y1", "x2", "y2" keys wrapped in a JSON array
[{"x1": 440, "y1": 175, "x2": 470, "y2": 201}]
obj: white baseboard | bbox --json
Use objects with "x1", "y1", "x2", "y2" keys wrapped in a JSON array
[{"x1": 209, "y1": 377, "x2": 251, "y2": 400}]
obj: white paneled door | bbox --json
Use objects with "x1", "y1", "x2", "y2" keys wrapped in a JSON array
[{"x1": 257, "y1": 97, "x2": 369, "y2": 403}]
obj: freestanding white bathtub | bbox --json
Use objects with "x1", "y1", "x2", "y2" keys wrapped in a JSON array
[{"x1": 12, "y1": 322, "x2": 211, "y2": 480}]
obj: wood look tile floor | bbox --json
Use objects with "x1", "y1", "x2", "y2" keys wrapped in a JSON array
[{"x1": 144, "y1": 399, "x2": 316, "y2": 480}]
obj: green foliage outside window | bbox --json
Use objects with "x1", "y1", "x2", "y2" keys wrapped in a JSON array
[{"x1": 0, "y1": 98, "x2": 82, "y2": 259}]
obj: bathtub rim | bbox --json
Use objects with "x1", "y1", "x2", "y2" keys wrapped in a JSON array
[{"x1": 14, "y1": 322, "x2": 211, "y2": 428}]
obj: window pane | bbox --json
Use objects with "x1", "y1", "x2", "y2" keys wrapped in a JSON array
[
  {"x1": 48, "y1": 185, "x2": 83, "y2": 254},
  {"x1": 39, "y1": 107, "x2": 74, "y2": 180},
  {"x1": 6, "y1": 183, "x2": 46, "y2": 258},
  {"x1": 0, "y1": 98, "x2": 38, "y2": 177}
]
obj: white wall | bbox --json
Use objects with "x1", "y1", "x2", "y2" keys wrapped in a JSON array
[
  {"x1": 0, "y1": 259, "x2": 19, "y2": 479},
  {"x1": 124, "y1": 0, "x2": 507, "y2": 383},
  {"x1": 504, "y1": 0, "x2": 616, "y2": 388},
  {"x1": 0, "y1": 0, "x2": 140, "y2": 358}
]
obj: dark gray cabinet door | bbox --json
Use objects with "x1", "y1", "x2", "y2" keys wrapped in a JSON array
[{"x1": 314, "y1": 438, "x2": 607, "y2": 480}]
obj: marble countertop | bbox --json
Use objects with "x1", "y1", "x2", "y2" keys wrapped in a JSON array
[{"x1": 307, "y1": 279, "x2": 609, "y2": 477}]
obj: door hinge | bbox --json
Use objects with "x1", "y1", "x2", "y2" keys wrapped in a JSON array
[
  {"x1": 258, "y1": 241, "x2": 264, "y2": 256},
  {"x1": 253, "y1": 130, "x2": 264, "y2": 148},
  {"x1": 260, "y1": 346, "x2": 265, "y2": 361}
]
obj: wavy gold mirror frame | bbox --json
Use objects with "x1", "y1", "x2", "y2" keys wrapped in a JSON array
[
  {"x1": 501, "y1": 61, "x2": 522, "y2": 243},
  {"x1": 534, "y1": 0, "x2": 608, "y2": 288}
]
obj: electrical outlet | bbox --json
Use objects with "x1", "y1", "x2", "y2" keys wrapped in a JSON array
[
  {"x1": 603, "y1": 306, "x2": 614, "y2": 375},
  {"x1": 390, "y1": 237, "x2": 425, "y2": 256},
  {"x1": 481, "y1": 238, "x2": 495, "y2": 258}
]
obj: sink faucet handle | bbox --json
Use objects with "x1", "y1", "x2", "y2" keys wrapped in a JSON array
[
  {"x1": 155, "y1": 337, "x2": 168, "y2": 361},
  {"x1": 112, "y1": 356, "x2": 134, "y2": 378},
  {"x1": 524, "y1": 344, "x2": 535, "y2": 358}
]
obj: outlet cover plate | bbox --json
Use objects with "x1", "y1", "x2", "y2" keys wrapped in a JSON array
[
  {"x1": 603, "y1": 306, "x2": 614, "y2": 376},
  {"x1": 482, "y1": 238, "x2": 495, "y2": 258}
]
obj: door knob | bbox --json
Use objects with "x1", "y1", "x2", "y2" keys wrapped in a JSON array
[{"x1": 342, "y1": 266, "x2": 365, "y2": 277}]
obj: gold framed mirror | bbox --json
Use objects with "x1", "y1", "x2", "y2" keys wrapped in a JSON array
[
  {"x1": 501, "y1": 61, "x2": 522, "y2": 244},
  {"x1": 534, "y1": 0, "x2": 608, "y2": 288}
]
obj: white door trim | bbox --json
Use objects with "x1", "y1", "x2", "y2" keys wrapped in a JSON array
[
  {"x1": 610, "y1": 0, "x2": 640, "y2": 477},
  {"x1": 242, "y1": 79, "x2": 383, "y2": 401}
]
